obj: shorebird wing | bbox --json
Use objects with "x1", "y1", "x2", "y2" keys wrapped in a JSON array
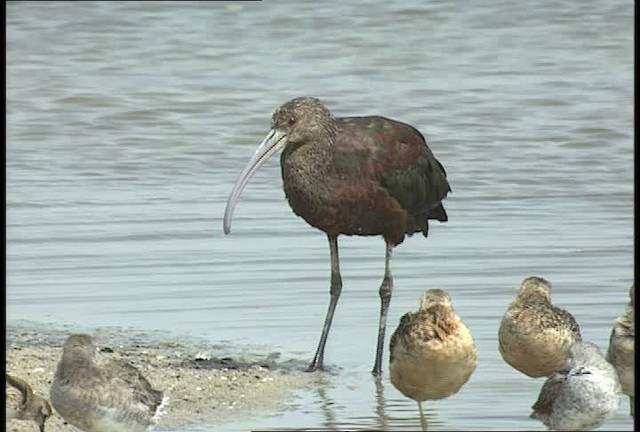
[
  {"x1": 389, "y1": 312, "x2": 415, "y2": 363},
  {"x1": 107, "y1": 360, "x2": 165, "y2": 414},
  {"x1": 531, "y1": 370, "x2": 567, "y2": 417},
  {"x1": 111, "y1": 361, "x2": 163, "y2": 415}
]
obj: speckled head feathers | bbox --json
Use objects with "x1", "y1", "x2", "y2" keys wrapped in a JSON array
[
  {"x1": 419, "y1": 289, "x2": 452, "y2": 311},
  {"x1": 271, "y1": 97, "x2": 336, "y2": 144},
  {"x1": 517, "y1": 276, "x2": 552, "y2": 301},
  {"x1": 62, "y1": 333, "x2": 97, "y2": 359}
]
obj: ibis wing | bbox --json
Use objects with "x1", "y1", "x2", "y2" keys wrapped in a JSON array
[
  {"x1": 372, "y1": 118, "x2": 451, "y2": 216},
  {"x1": 334, "y1": 116, "x2": 450, "y2": 216}
]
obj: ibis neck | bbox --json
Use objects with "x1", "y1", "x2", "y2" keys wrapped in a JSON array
[{"x1": 280, "y1": 135, "x2": 335, "y2": 211}]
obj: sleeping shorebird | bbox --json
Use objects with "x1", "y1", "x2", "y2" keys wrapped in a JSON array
[
  {"x1": 50, "y1": 333, "x2": 167, "y2": 432},
  {"x1": 389, "y1": 289, "x2": 477, "y2": 430},
  {"x1": 606, "y1": 283, "x2": 634, "y2": 417},
  {"x1": 6, "y1": 373, "x2": 53, "y2": 432},
  {"x1": 498, "y1": 276, "x2": 582, "y2": 377},
  {"x1": 530, "y1": 341, "x2": 621, "y2": 431}
]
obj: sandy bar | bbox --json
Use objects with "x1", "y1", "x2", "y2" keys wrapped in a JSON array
[{"x1": 5, "y1": 321, "x2": 317, "y2": 431}]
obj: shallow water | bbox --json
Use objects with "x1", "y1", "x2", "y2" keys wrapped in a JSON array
[{"x1": 6, "y1": 1, "x2": 633, "y2": 431}]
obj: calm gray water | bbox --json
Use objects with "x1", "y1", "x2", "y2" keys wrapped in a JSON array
[{"x1": 6, "y1": 1, "x2": 633, "y2": 431}]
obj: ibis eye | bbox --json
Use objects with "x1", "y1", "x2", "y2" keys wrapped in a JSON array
[{"x1": 288, "y1": 116, "x2": 296, "y2": 126}]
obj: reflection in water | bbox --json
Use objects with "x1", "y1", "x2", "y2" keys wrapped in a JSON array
[
  {"x1": 314, "y1": 374, "x2": 339, "y2": 431},
  {"x1": 313, "y1": 374, "x2": 436, "y2": 431},
  {"x1": 401, "y1": 401, "x2": 443, "y2": 432},
  {"x1": 310, "y1": 374, "x2": 440, "y2": 431},
  {"x1": 376, "y1": 375, "x2": 445, "y2": 431},
  {"x1": 374, "y1": 377, "x2": 390, "y2": 430},
  {"x1": 304, "y1": 373, "x2": 443, "y2": 431}
]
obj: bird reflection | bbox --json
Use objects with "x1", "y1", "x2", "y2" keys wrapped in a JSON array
[
  {"x1": 313, "y1": 374, "x2": 339, "y2": 431},
  {"x1": 309, "y1": 371, "x2": 445, "y2": 430},
  {"x1": 374, "y1": 376, "x2": 390, "y2": 430}
]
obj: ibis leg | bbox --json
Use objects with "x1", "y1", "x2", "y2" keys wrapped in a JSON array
[
  {"x1": 418, "y1": 401, "x2": 427, "y2": 431},
  {"x1": 308, "y1": 234, "x2": 343, "y2": 372},
  {"x1": 372, "y1": 243, "x2": 393, "y2": 375}
]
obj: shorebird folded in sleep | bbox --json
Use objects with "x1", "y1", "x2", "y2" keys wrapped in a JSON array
[
  {"x1": 498, "y1": 276, "x2": 582, "y2": 377},
  {"x1": 50, "y1": 333, "x2": 167, "y2": 432},
  {"x1": 606, "y1": 283, "x2": 634, "y2": 417},
  {"x1": 6, "y1": 373, "x2": 53, "y2": 432},
  {"x1": 530, "y1": 341, "x2": 621, "y2": 431},
  {"x1": 389, "y1": 289, "x2": 477, "y2": 430}
]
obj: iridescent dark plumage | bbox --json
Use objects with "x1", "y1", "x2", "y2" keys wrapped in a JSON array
[{"x1": 224, "y1": 97, "x2": 450, "y2": 375}]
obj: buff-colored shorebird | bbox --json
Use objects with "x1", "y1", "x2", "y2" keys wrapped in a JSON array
[
  {"x1": 389, "y1": 289, "x2": 477, "y2": 430},
  {"x1": 50, "y1": 334, "x2": 167, "y2": 432},
  {"x1": 6, "y1": 374, "x2": 53, "y2": 432},
  {"x1": 606, "y1": 283, "x2": 634, "y2": 417},
  {"x1": 498, "y1": 276, "x2": 582, "y2": 378},
  {"x1": 530, "y1": 341, "x2": 621, "y2": 431}
]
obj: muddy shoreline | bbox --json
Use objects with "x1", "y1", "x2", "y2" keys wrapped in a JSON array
[{"x1": 5, "y1": 321, "x2": 317, "y2": 431}]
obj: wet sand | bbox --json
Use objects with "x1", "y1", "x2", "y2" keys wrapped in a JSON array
[{"x1": 5, "y1": 322, "x2": 316, "y2": 431}]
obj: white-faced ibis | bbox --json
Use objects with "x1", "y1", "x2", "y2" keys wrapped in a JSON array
[
  {"x1": 50, "y1": 334, "x2": 167, "y2": 432},
  {"x1": 6, "y1": 374, "x2": 53, "y2": 432},
  {"x1": 498, "y1": 276, "x2": 582, "y2": 377},
  {"x1": 389, "y1": 289, "x2": 477, "y2": 430},
  {"x1": 223, "y1": 97, "x2": 451, "y2": 375},
  {"x1": 606, "y1": 283, "x2": 634, "y2": 417},
  {"x1": 530, "y1": 341, "x2": 621, "y2": 431}
]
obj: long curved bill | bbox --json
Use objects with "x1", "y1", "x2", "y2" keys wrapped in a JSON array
[{"x1": 223, "y1": 128, "x2": 287, "y2": 234}]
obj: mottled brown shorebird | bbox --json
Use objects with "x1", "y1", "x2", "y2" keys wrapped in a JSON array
[
  {"x1": 50, "y1": 334, "x2": 167, "y2": 432},
  {"x1": 6, "y1": 374, "x2": 53, "y2": 432},
  {"x1": 223, "y1": 97, "x2": 450, "y2": 375},
  {"x1": 389, "y1": 289, "x2": 477, "y2": 430},
  {"x1": 498, "y1": 276, "x2": 582, "y2": 378},
  {"x1": 606, "y1": 283, "x2": 634, "y2": 417},
  {"x1": 530, "y1": 341, "x2": 621, "y2": 431}
]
